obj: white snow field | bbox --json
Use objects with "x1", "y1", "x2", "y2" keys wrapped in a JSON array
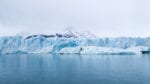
[{"x1": 0, "y1": 30, "x2": 149, "y2": 54}]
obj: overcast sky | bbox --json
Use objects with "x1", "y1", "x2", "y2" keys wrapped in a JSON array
[{"x1": 0, "y1": 0, "x2": 150, "y2": 37}]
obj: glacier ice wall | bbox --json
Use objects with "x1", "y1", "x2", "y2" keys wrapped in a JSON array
[{"x1": 0, "y1": 35, "x2": 150, "y2": 54}]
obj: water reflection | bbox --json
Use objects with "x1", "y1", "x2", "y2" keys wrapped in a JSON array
[{"x1": 0, "y1": 54, "x2": 150, "y2": 84}]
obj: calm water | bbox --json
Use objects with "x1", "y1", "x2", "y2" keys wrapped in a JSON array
[{"x1": 0, "y1": 54, "x2": 150, "y2": 84}]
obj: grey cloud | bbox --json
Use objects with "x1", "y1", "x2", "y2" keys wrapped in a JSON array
[{"x1": 0, "y1": 0, "x2": 150, "y2": 37}]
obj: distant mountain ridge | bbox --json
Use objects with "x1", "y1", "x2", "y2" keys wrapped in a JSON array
[{"x1": 19, "y1": 28, "x2": 98, "y2": 39}]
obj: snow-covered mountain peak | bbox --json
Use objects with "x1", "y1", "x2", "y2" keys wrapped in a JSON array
[
  {"x1": 63, "y1": 26, "x2": 75, "y2": 35},
  {"x1": 62, "y1": 27, "x2": 97, "y2": 38}
]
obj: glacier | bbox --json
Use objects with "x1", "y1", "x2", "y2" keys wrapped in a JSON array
[{"x1": 0, "y1": 31, "x2": 150, "y2": 54}]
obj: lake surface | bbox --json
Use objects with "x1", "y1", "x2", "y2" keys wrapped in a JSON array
[{"x1": 0, "y1": 54, "x2": 150, "y2": 84}]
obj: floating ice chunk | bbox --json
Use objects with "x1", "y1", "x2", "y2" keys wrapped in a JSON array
[
  {"x1": 58, "y1": 46, "x2": 138, "y2": 55},
  {"x1": 127, "y1": 46, "x2": 150, "y2": 54},
  {"x1": 80, "y1": 46, "x2": 134, "y2": 55},
  {"x1": 127, "y1": 46, "x2": 149, "y2": 51}
]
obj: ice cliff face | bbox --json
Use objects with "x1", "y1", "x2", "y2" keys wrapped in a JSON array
[{"x1": 0, "y1": 31, "x2": 149, "y2": 54}]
